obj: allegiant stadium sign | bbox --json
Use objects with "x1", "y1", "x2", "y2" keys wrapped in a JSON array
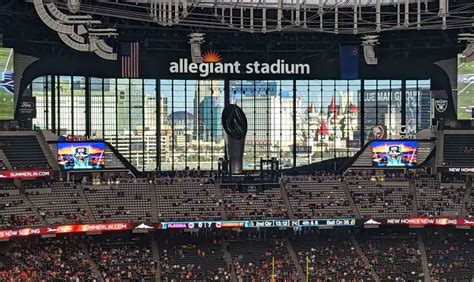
[{"x1": 169, "y1": 58, "x2": 310, "y2": 77}]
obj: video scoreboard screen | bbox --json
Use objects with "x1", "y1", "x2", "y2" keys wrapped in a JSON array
[
  {"x1": 372, "y1": 141, "x2": 417, "y2": 167},
  {"x1": 457, "y1": 53, "x2": 474, "y2": 120},
  {"x1": 0, "y1": 48, "x2": 14, "y2": 120},
  {"x1": 57, "y1": 142, "x2": 106, "y2": 170}
]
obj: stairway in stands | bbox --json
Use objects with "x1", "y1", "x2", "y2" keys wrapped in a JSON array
[
  {"x1": 409, "y1": 179, "x2": 419, "y2": 216},
  {"x1": 460, "y1": 177, "x2": 472, "y2": 217},
  {"x1": 285, "y1": 238, "x2": 305, "y2": 280},
  {"x1": 150, "y1": 234, "x2": 161, "y2": 281},
  {"x1": 214, "y1": 181, "x2": 228, "y2": 220},
  {"x1": 21, "y1": 192, "x2": 49, "y2": 226},
  {"x1": 350, "y1": 234, "x2": 380, "y2": 281},
  {"x1": 77, "y1": 184, "x2": 97, "y2": 222},
  {"x1": 418, "y1": 234, "x2": 431, "y2": 282},
  {"x1": 279, "y1": 182, "x2": 295, "y2": 219},
  {"x1": 341, "y1": 179, "x2": 361, "y2": 218}
]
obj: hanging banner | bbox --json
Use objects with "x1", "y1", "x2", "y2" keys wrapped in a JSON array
[{"x1": 0, "y1": 170, "x2": 51, "y2": 179}]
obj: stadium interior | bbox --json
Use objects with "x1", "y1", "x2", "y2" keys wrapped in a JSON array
[{"x1": 0, "y1": 0, "x2": 473, "y2": 281}]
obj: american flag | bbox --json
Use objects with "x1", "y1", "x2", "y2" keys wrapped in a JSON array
[{"x1": 120, "y1": 42, "x2": 140, "y2": 78}]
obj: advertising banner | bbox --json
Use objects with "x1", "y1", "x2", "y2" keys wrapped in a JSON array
[
  {"x1": 0, "y1": 170, "x2": 51, "y2": 179},
  {"x1": 362, "y1": 217, "x2": 474, "y2": 227},
  {"x1": 0, "y1": 222, "x2": 134, "y2": 240}
]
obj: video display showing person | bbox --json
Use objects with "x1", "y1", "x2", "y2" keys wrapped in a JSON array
[
  {"x1": 372, "y1": 141, "x2": 417, "y2": 167},
  {"x1": 57, "y1": 142, "x2": 105, "y2": 170}
]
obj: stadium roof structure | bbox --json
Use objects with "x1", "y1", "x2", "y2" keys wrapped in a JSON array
[{"x1": 44, "y1": 0, "x2": 473, "y2": 34}]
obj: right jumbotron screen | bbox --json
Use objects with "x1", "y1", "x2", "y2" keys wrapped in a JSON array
[
  {"x1": 457, "y1": 53, "x2": 474, "y2": 120},
  {"x1": 372, "y1": 141, "x2": 417, "y2": 167}
]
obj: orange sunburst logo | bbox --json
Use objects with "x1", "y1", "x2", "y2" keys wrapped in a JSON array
[{"x1": 202, "y1": 51, "x2": 222, "y2": 63}]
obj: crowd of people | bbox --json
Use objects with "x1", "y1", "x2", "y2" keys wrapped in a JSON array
[{"x1": 0, "y1": 237, "x2": 93, "y2": 280}]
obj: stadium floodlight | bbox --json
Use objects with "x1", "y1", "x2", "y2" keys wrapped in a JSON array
[
  {"x1": 189, "y1": 33, "x2": 205, "y2": 63},
  {"x1": 362, "y1": 35, "x2": 379, "y2": 65},
  {"x1": 458, "y1": 33, "x2": 474, "y2": 62}
]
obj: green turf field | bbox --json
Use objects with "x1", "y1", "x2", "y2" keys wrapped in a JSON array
[
  {"x1": 0, "y1": 48, "x2": 14, "y2": 120},
  {"x1": 457, "y1": 55, "x2": 474, "y2": 120}
]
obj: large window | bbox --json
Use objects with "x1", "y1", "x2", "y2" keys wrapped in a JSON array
[
  {"x1": 295, "y1": 80, "x2": 361, "y2": 166},
  {"x1": 31, "y1": 76, "x2": 431, "y2": 171}
]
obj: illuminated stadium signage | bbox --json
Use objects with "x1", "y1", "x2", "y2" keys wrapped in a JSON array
[
  {"x1": 372, "y1": 140, "x2": 417, "y2": 167},
  {"x1": 0, "y1": 217, "x2": 472, "y2": 240},
  {"x1": 159, "y1": 218, "x2": 356, "y2": 230},
  {"x1": 364, "y1": 218, "x2": 474, "y2": 227},
  {"x1": 57, "y1": 142, "x2": 105, "y2": 170},
  {"x1": 169, "y1": 58, "x2": 310, "y2": 77},
  {"x1": 0, "y1": 222, "x2": 134, "y2": 240},
  {"x1": 0, "y1": 170, "x2": 51, "y2": 179}
]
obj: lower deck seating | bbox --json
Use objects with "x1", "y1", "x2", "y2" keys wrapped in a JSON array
[
  {"x1": 0, "y1": 236, "x2": 93, "y2": 280},
  {"x1": 229, "y1": 235, "x2": 298, "y2": 280},
  {"x1": 292, "y1": 231, "x2": 372, "y2": 281},
  {"x1": 159, "y1": 233, "x2": 229, "y2": 281},
  {"x1": 425, "y1": 230, "x2": 474, "y2": 281},
  {"x1": 358, "y1": 230, "x2": 423, "y2": 281},
  {"x1": 89, "y1": 235, "x2": 156, "y2": 281}
]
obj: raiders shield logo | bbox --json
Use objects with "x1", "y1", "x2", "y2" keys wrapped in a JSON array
[
  {"x1": 372, "y1": 125, "x2": 385, "y2": 139},
  {"x1": 435, "y1": 99, "x2": 448, "y2": 113}
]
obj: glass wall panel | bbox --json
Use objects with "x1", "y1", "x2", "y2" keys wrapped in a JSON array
[
  {"x1": 28, "y1": 77, "x2": 431, "y2": 171},
  {"x1": 130, "y1": 79, "x2": 144, "y2": 171},
  {"x1": 160, "y1": 80, "x2": 172, "y2": 171},
  {"x1": 104, "y1": 79, "x2": 117, "y2": 147},
  {"x1": 90, "y1": 78, "x2": 103, "y2": 139},
  {"x1": 58, "y1": 76, "x2": 72, "y2": 135},
  {"x1": 144, "y1": 79, "x2": 157, "y2": 171},
  {"x1": 72, "y1": 76, "x2": 86, "y2": 135},
  {"x1": 32, "y1": 76, "x2": 51, "y2": 130},
  {"x1": 364, "y1": 80, "x2": 378, "y2": 142}
]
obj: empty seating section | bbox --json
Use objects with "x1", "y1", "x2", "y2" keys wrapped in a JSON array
[
  {"x1": 443, "y1": 133, "x2": 474, "y2": 166},
  {"x1": 285, "y1": 178, "x2": 353, "y2": 218},
  {"x1": 292, "y1": 232, "x2": 372, "y2": 281},
  {"x1": 159, "y1": 233, "x2": 229, "y2": 281},
  {"x1": 229, "y1": 237, "x2": 298, "y2": 280},
  {"x1": 27, "y1": 182, "x2": 90, "y2": 224},
  {"x1": 425, "y1": 231, "x2": 474, "y2": 281},
  {"x1": 1, "y1": 237, "x2": 93, "y2": 280},
  {"x1": 0, "y1": 193, "x2": 40, "y2": 228},
  {"x1": 89, "y1": 237, "x2": 156, "y2": 280},
  {"x1": 358, "y1": 231, "x2": 423, "y2": 280},
  {"x1": 84, "y1": 184, "x2": 152, "y2": 222},
  {"x1": 0, "y1": 135, "x2": 49, "y2": 169},
  {"x1": 222, "y1": 185, "x2": 287, "y2": 219},
  {"x1": 415, "y1": 178, "x2": 465, "y2": 217},
  {"x1": 155, "y1": 181, "x2": 222, "y2": 221},
  {"x1": 347, "y1": 180, "x2": 413, "y2": 217}
]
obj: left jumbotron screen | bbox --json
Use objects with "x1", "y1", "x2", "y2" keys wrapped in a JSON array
[{"x1": 0, "y1": 48, "x2": 14, "y2": 120}]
